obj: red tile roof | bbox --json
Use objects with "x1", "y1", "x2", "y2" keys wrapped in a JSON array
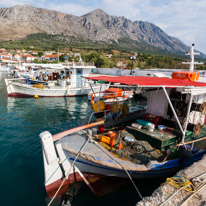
[
  {"x1": 23, "y1": 54, "x2": 35, "y2": 58},
  {"x1": 0, "y1": 53, "x2": 11, "y2": 56},
  {"x1": 44, "y1": 54, "x2": 61, "y2": 58}
]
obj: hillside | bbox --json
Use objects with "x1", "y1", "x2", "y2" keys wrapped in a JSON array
[{"x1": 0, "y1": 5, "x2": 205, "y2": 57}]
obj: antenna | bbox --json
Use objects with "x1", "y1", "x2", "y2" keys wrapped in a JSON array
[{"x1": 182, "y1": 44, "x2": 203, "y2": 72}]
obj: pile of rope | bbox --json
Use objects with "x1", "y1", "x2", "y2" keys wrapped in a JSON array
[
  {"x1": 166, "y1": 175, "x2": 195, "y2": 193},
  {"x1": 160, "y1": 172, "x2": 206, "y2": 206}
]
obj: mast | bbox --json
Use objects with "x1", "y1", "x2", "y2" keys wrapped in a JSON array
[
  {"x1": 182, "y1": 44, "x2": 203, "y2": 72},
  {"x1": 58, "y1": 47, "x2": 59, "y2": 64}
]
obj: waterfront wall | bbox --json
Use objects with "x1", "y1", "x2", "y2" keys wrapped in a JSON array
[
  {"x1": 136, "y1": 154, "x2": 206, "y2": 206},
  {"x1": 93, "y1": 68, "x2": 136, "y2": 76},
  {"x1": 93, "y1": 68, "x2": 173, "y2": 77}
]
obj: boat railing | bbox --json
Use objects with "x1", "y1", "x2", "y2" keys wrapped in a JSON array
[
  {"x1": 7, "y1": 78, "x2": 26, "y2": 82},
  {"x1": 88, "y1": 109, "x2": 111, "y2": 124},
  {"x1": 198, "y1": 76, "x2": 206, "y2": 83},
  {"x1": 62, "y1": 62, "x2": 95, "y2": 67}
]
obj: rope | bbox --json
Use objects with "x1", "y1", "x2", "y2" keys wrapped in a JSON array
[
  {"x1": 180, "y1": 181, "x2": 206, "y2": 206},
  {"x1": 159, "y1": 173, "x2": 206, "y2": 206},
  {"x1": 166, "y1": 176, "x2": 195, "y2": 193},
  {"x1": 47, "y1": 135, "x2": 90, "y2": 206},
  {"x1": 92, "y1": 140, "x2": 143, "y2": 200},
  {"x1": 159, "y1": 176, "x2": 195, "y2": 206},
  {"x1": 192, "y1": 171, "x2": 206, "y2": 182},
  {"x1": 159, "y1": 184, "x2": 188, "y2": 206}
]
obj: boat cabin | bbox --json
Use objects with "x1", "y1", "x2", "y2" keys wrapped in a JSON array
[
  {"x1": 16, "y1": 63, "x2": 96, "y2": 89},
  {"x1": 86, "y1": 76, "x2": 206, "y2": 153}
]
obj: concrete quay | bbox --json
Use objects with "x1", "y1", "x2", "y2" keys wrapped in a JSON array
[{"x1": 137, "y1": 155, "x2": 206, "y2": 206}]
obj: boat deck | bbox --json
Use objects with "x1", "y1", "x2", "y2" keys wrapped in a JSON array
[{"x1": 59, "y1": 133, "x2": 148, "y2": 171}]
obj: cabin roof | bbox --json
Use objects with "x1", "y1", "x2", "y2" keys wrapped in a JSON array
[
  {"x1": 86, "y1": 76, "x2": 206, "y2": 88},
  {"x1": 105, "y1": 87, "x2": 123, "y2": 92}
]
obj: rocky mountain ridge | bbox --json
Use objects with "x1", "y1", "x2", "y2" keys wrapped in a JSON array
[{"x1": 0, "y1": 5, "x2": 204, "y2": 56}]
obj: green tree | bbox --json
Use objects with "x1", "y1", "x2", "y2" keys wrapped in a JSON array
[
  {"x1": 38, "y1": 51, "x2": 43, "y2": 57},
  {"x1": 127, "y1": 61, "x2": 136, "y2": 70},
  {"x1": 33, "y1": 59, "x2": 39, "y2": 63}
]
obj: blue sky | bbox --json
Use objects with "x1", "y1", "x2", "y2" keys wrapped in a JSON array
[{"x1": 1, "y1": 0, "x2": 206, "y2": 54}]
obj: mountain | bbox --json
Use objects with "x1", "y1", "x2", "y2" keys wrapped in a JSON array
[{"x1": 0, "y1": 5, "x2": 204, "y2": 57}]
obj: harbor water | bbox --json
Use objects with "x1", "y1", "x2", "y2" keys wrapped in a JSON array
[{"x1": 0, "y1": 72, "x2": 165, "y2": 206}]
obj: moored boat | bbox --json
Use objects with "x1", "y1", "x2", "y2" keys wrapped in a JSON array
[
  {"x1": 40, "y1": 75, "x2": 206, "y2": 198},
  {"x1": 5, "y1": 64, "x2": 106, "y2": 97}
]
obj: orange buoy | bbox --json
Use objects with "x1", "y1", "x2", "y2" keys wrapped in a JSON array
[
  {"x1": 110, "y1": 138, "x2": 123, "y2": 149},
  {"x1": 107, "y1": 131, "x2": 116, "y2": 139},
  {"x1": 100, "y1": 135, "x2": 111, "y2": 145}
]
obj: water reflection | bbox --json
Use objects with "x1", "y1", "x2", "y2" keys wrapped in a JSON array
[
  {"x1": 0, "y1": 71, "x2": 161, "y2": 206},
  {"x1": 0, "y1": 72, "x2": 7, "y2": 90},
  {"x1": 6, "y1": 96, "x2": 92, "y2": 133}
]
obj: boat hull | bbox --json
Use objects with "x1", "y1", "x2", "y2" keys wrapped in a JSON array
[
  {"x1": 40, "y1": 129, "x2": 206, "y2": 196},
  {"x1": 66, "y1": 151, "x2": 180, "y2": 179},
  {"x1": 5, "y1": 79, "x2": 100, "y2": 97}
]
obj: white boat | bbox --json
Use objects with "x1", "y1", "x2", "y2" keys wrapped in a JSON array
[
  {"x1": 0, "y1": 64, "x2": 10, "y2": 72},
  {"x1": 5, "y1": 64, "x2": 107, "y2": 97},
  {"x1": 40, "y1": 74, "x2": 206, "y2": 197}
]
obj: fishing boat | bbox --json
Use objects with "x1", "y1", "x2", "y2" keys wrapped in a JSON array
[
  {"x1": 40, "y1": 74, "x2": 206, "y2": 197},
  {"x1": 5, "y1": 63, "x2": 106, "y2": 97}
]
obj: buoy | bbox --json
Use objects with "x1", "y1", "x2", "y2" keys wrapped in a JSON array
[{"x1": 34, "y1": 95, "x2": 38, "y2": 99}]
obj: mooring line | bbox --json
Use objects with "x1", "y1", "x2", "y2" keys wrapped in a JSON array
[{"x1": 47, "y1": 136, "x2": 90, "y2": 206}]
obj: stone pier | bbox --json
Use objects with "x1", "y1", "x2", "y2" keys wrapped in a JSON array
[{"x1": 137, "y1": 155, "x2": 206, "y2": 206}]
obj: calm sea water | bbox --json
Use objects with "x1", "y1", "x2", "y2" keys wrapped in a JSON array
[{"x1": 0, "y1": 72, "x2": 165, "y2": 206}]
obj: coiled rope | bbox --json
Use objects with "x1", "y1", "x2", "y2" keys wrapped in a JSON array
[
  {"x1": 159, "y1": 172, "x2": 206, "y2": 206},
  {"x1": 166, "y1": 175, "x2": 195, "y2": 193},
  {"x1": 180, "y1": 181, "x2": 206, "y2": 206},
  {"x1": 159, "y1": 175, "x2": 195, "y2": 206}
]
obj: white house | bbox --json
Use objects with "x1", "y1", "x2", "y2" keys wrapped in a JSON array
[
  {"x1": 0, "y1": 48, "x2": 7, "y2": 53},
  {"x1": 0, "y1": 53, "x2": 13, "y2": 59},
  {"x1": 14, "y1": 54, "x2": 23, "y2": 61},
  {"x1": 42, "y1": 54, "x2": 61, "y2": 62},
  {"x1": 22, "y1": 54, "x2": 36, "y2": 62},
  {"x1": 43, "y1": 51, "x2": 56, "y2": 56}
]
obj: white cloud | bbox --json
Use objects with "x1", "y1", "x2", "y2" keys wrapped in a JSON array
[
  {"x1": 46, "y1": 2, "x2": 94, "y2": 16},
  {"x1": 100, "y1": 0, "x2": 206, "y2": 53},
  {"x1": 0, "y1": 0, "x2": 34, "y2": 7},
  {"x1": 151, "y1": 0, "x2": 206, "y2": 53}
]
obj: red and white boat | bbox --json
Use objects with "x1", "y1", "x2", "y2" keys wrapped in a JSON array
[{"x1": 5, "y1": 64, "x2": 106, "y2": 97}]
